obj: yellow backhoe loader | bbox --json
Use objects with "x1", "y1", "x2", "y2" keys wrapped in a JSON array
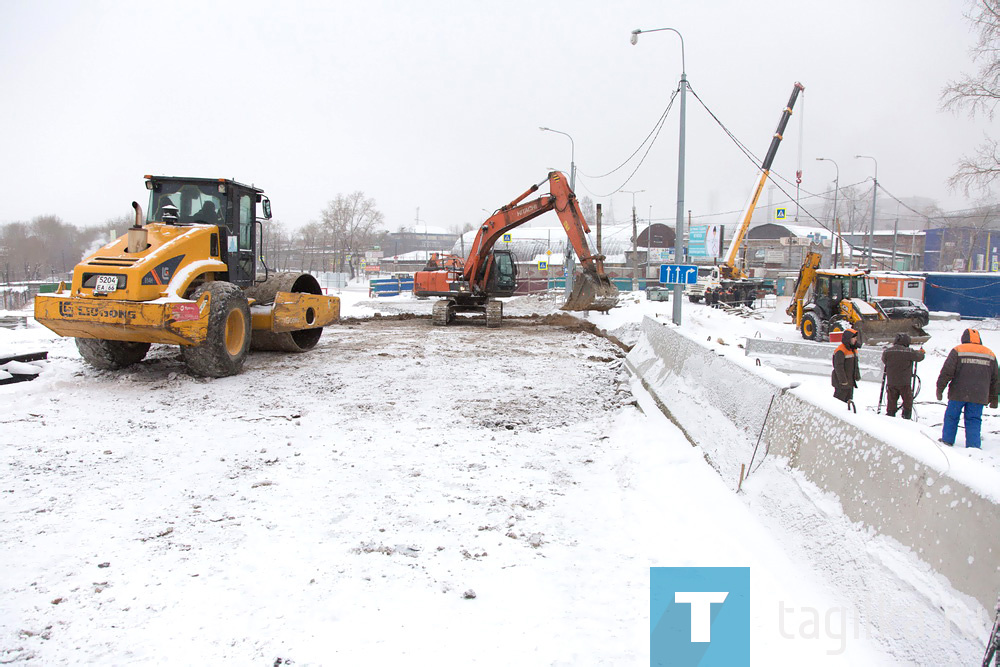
[
  {"x1": 34, "y1": 176, "x2": 340, "y2": 377},
  {"x1": 785, "y1": 251, "x2": 929, "y2": 345}
]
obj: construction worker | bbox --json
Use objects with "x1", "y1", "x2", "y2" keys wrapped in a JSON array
[
  {"x1": 832, "y1": 328, "x2": 862, "y2": 403},
  {"x1": 936, "y1": 328, "x2": 999, "y2": 448},
  {"x1": 881, "y1": 333, "x2": 925, "y2": 419}
]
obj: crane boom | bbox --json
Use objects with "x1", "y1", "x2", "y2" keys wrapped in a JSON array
[{"x1": 721, "y1": 82, "x2": 805, "y2": 280}]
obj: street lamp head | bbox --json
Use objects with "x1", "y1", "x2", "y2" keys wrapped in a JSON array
[
  {"x1": 539, "y1": 126, "x2": 549, "y2": 132},
  {"x1": 630, "y1": 29, "x2": 640, "y2": 45}
]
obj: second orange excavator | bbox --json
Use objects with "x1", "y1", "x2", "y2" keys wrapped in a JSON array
[{"x1": 414, "y1": 171, "x2": 618, "y2": 327}]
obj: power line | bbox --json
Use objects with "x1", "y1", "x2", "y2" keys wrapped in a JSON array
[{"x1": 577, "y1": 88, "x2": 680, "y2": 180}]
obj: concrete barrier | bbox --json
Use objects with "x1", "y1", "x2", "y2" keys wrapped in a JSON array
[
  {"x1": 626, "y1": 315, "x2": 1000, "y2": 610},
  {"x1": 744, "y1": 337, "x2": 885, "y2": 382}
]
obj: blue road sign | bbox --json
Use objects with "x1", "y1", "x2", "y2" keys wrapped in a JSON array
[{"x1": 660, "y1": 264, "x2": 699, "y2": 285}]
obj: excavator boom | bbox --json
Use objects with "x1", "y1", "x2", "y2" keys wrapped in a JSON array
[{"x1": 414, "y1": 171, "x2": 618, "y2": 325}]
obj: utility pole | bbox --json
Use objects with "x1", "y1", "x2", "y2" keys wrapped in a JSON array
[
  {"x1": 632, "y1": 205, "x2": 639, "y2": 291},
  {"x1": 622, "y1": 190, "x2": 645, "y2": 292},
  {"x1": 856, "y1": 155, "x2": 878, "y2": 271},
  {"x1": 596, "y1": 203, "x2": 603, "y2": 254},
  {"x1": 891, "y1": 216, "x2": 898, "y2": 270}
]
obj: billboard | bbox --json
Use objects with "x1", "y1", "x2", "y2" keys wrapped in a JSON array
[{"x1": 688, "y1": 224, "x2": 724, "y2": 259}]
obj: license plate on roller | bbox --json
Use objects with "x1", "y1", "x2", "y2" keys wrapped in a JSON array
[{"x1": 94, "y1": 275, "x2": 118, "y2": 293}]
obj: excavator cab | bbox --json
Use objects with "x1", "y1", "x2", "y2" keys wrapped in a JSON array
[{"x1": 484, "y1": 249, "x2": 518, "y2": 297}]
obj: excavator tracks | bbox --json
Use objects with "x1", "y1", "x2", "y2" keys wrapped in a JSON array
[
  {"x1": 485, "y1": 301, "x2": 503, "y2": 328},
  {"x1": 432, "y1": 300, "x2": 453, "y2": 326}
]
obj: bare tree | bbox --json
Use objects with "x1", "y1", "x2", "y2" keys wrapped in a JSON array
[
  {"x1": 942, "y1": 0, "x2": 1000, "y2": 194},
  {"x1": 320, "y1": 192, "x2": 385, "y2": 279},
  {"x1": 578, "y1": 196, "x2": 597, "y2": 226}
]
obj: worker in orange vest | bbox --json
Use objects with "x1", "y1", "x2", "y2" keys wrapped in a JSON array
[
  {"x1": 832, "y1": 328, "x2": 861, "y2": 403},
  {"x1": 936, "y1": 328, "x2": 999, "y2": 448}
]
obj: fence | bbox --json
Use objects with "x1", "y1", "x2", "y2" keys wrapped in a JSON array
[{"x1": 369, "y1": 277, "x2": 415, "y2": 297}]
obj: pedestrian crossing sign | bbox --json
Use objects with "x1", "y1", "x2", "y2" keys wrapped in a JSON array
[
  {"x1": 538, "y1": 260, "x2": 548, "y2": 271},
  {"x1": 775, "y1": 208, "x2": 787, "y2": 220},
  {"x1": 503, "y1": 233, "x2": 512, "y2": 243}
]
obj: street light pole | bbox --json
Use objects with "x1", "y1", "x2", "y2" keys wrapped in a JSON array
[
  {"x1": 621, "y1": 189, "x2": 645, "y2": 291},
  {"x1": 632, "y1": 26, "x2": 686, "y2": 325},
  {"x1": 856, "y1": 154, "x2": 878, "y2": 271},
  {"x1": 539, "y1": 127, "x2": 576, "y2": 191},
  {"x1": 540, "y1": 126, "x2": 577, "y2": 296},
  {"x1": 816, "y1": 157, "x2": 839, "y2": 264}
]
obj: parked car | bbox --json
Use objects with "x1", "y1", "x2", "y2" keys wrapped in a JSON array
[{"x1": 872, "y1": 296, "x2": 930, "y2": 326}]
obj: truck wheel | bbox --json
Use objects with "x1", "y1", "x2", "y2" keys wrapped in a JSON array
[
  {"x1": 76, "y1": 338, "x2": 151, "y2": 370},
  {"x1": 485, "y1": 301, "x2": 503, "y2": 328},
  {"x1": 688, "y1": 295, "x2": 702, "y2": 303},
  {"x1": 801, "y1": 312, "x2": 820, "y2": 341},
  {"x1": 181, "y1": 282, "x2": 250, "y2": 377}
]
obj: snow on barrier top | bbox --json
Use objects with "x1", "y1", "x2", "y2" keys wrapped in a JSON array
[
  {"x1": 745, "y1": 337, "x2": 886, "y2": 382},
  {"x1": 627, "y1": 315, "x2": 1000, "y2": 611}
]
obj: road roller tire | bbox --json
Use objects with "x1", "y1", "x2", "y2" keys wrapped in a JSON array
[
  {"x1": 76, "y1": 338, "x2": 151, "y2": 370},
  {"x1": 244, "y1": 272, "x2": 325, "y2": 352},
  {"x1": 181, "y1": 281, "x2": 251, "y2": 378}
]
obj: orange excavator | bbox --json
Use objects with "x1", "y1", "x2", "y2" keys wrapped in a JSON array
[{"x1": 413, "y1": 171, "x2": 618, "y2": 327}]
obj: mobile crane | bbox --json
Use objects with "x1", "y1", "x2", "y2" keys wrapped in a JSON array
[
  {"x1": 688, "y1": 82, "x2": 804, "y2": 305},
  {"x1": 413, "y1": 171, "x2": 618, "y2": 327}
]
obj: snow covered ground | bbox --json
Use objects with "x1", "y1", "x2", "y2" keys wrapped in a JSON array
[{"x1": 1, "y1": 285, "x2": 996, "y2": 664}]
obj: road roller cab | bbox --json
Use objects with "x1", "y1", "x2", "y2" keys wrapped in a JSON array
[{"x1": 34, "y1": 176, "x2": 340, "y2": 377}]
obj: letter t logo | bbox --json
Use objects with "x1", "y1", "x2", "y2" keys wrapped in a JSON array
[{"x1": 675, "y1": 591, "x2": 729, "y2": 642}]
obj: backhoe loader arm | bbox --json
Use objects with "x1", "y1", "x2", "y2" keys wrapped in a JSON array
[{"x1": 785, "y1": 250, "x2": 822, "y2": 324}]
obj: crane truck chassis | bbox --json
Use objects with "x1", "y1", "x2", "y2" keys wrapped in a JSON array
[
  {"x1": 34, "y1": 176, "x2": 340, "y2": 378},
  {"x1": 413, "y1": 171, "x2": 618, "y2": 327}
]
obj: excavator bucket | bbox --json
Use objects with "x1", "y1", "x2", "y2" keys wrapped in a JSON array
[
  {"x1": 855, "y1": 318, "x2": 930, "y2": 346},
  {"x1": 560, "y1": 270, "x2": 619, "y2": 312}
]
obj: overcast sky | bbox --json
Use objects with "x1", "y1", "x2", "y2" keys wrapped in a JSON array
[{"x1": 0, "y1": 0, "x2": 992, "y2": 234}]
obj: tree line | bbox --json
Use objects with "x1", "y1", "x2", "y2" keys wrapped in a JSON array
[{"x1": 0, "y1": 191, "x2": 389, "y2": 284}]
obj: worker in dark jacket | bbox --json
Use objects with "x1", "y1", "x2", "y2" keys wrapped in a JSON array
[
  {"x1": 881, "y1": 333, "x2": 925, "y2": 419},
  {"x1": 936, "y1": 328, "x2": 999, "y2": 448},
  {"x1": 832, "y1": 328, "x2": 862, "y2": 403}
]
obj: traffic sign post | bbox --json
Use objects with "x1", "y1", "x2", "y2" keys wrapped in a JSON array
[{"x1": 659, "y1": 264, "x2": 699, "y2": 285}]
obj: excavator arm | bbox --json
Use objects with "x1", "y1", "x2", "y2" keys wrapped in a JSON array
[{"x1": 462, "y1": 172, "x2": 617, "y2": 311}]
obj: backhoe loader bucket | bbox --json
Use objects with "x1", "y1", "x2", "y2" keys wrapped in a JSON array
[
  {"x1": 855, "y1": 318, "x2": 930, "y2": 346},
  {"x1": 560, "y1": 270, "x2": 619, "y2": 312}
]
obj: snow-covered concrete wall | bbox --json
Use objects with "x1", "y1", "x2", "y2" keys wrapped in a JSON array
[{"x1": 626, "y1": 316, "x2": 1000, "y2": 610}]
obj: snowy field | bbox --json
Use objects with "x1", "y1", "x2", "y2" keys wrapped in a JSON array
[{"x1": 1, "y1": 285, "x2": 997, "y2": 664}]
